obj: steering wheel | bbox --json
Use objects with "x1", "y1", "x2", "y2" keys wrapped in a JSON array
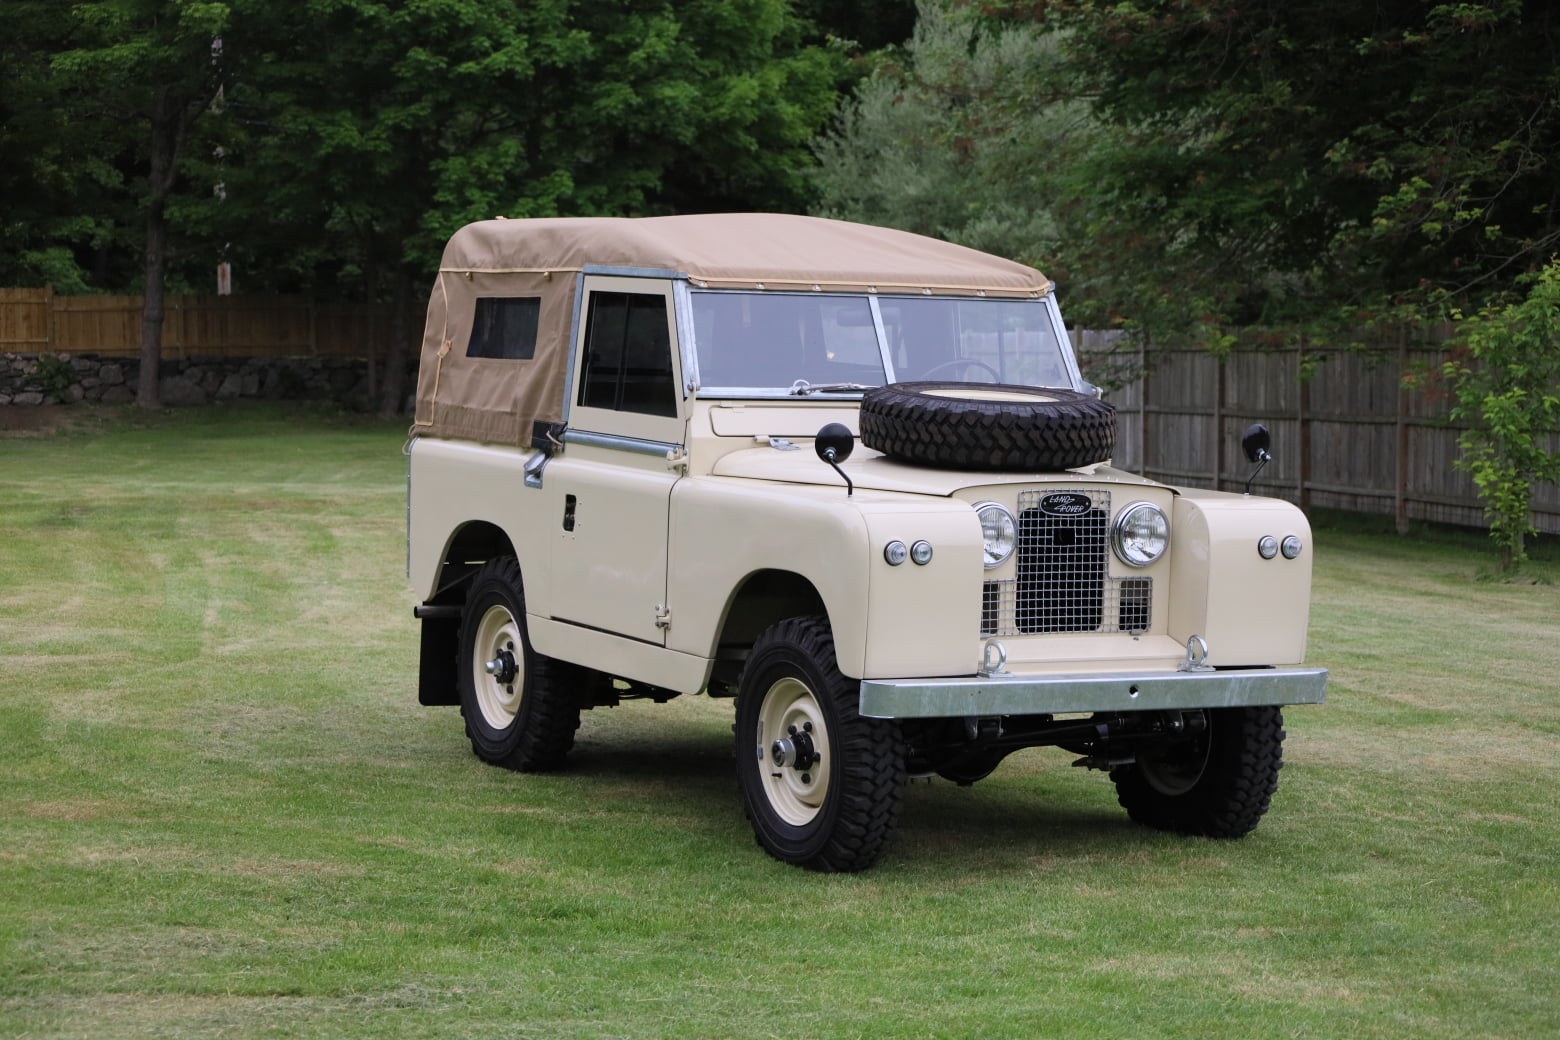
[{"x1": 917, "y1": 358, "x2": 1002, "y2": 382}]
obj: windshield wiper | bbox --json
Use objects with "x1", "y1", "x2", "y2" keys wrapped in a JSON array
[{"x1": 788, "y1": 381, "x2": 880, "y2": 396}]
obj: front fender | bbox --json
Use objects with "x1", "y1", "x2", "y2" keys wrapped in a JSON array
[{"x1": 667, "y1": 478, "x2": 982, "y2": 679}]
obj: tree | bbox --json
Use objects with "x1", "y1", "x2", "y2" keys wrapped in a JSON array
[
  {"x1": 995, "y1": 0, "x2": 1560, "y2": 341},
  {"x1": 212, "y1": 0, "x2": 848, "y2": 415},
  {"x1": 5, "y1": 0, "x2": 849, "y2": 412},
  {"x1": 51, "y1": 0, "x2": 233, "y2": 408},
  {"x1": 813, "y1": 1, "x2": 1094, "y2": 272},
  {"x1": 0, "y1": 4, "x2": 109, "y2": 292},
  {"x1": 1443, "y1": 261, "x2": 1560, "y2": 572}
]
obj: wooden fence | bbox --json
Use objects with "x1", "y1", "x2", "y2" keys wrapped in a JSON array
[
  {"x1": 3, "y1": 288, "x2": 1555, "y2": 534},
  {"x1": 0, "y1": 287, "x2": 391, "y2": 360},
  {"x1": 1075, "y1": 331, "x2": 1560, "y2": 535}
]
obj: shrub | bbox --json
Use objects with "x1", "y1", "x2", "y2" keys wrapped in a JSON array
[{"x1": 1444, "y1": 260, "x2": 1560, "y2": 572}]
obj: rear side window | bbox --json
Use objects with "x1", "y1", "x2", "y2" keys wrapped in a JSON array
[
  {"x1": 577, "y1": 291, "x2": 677, "y2": 417},
  {"x1": 467, "y1": 297, "x2": 540, "y2": 359}
]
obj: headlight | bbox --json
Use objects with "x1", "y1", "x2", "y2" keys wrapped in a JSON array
[
  {"x1": 1111, "y1": 501, "x2": 1168, "y2": 567},
  {"x1": 974, "y1": 502, "x2": 1017, "y2": 568}
]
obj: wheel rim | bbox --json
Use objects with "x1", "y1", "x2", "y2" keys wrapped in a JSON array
[
  {"x1": 1137, "y1": 733, "x2": 1212, "y2": 796},
  {"x1": 922, "y1": 387, "x2": 1056, "y2": 403},
  {"x1": 754, "y1": 676, "x2": 832, "y2": 826},
  {"x1": 471, "y1": 603, "x2": 524, "y2": 731}
]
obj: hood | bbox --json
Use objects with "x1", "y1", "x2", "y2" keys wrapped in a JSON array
[{"x1": 710, "y1": 445, "x2": 1162, "y2": 496}]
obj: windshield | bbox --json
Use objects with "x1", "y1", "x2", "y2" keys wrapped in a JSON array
[{"x1": 690, "y1": 291, "x2": 1074, "y2": 396}]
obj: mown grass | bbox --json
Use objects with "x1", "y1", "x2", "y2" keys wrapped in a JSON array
[{"x1": 1, "y1": 405, "x2": 1555, "y2": 1039}]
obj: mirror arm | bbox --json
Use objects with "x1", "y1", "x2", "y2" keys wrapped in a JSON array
[
  {"x1": 1244, "y1": 450, "x2": 1271, "y2": 495},
  {"x1": 822, "y1": 449, "x2": 854, "y2": 498}
]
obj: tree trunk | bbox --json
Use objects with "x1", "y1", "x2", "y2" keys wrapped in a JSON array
[
  {"x1": 136, "y1": 88, "x2": 186, "y2": 410},
  {"x1": 136, "y1": 200, "x2": 168, "y2": 408},
  {"x1": 362, "y1": 238, "x2": 380, "y2": 405},
  {"x1": 378, "y1": 268, "x2": 412, "y2": 418}
]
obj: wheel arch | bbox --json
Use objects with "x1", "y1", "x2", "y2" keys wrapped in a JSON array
[
  {"x1": 429, "y1": 520, "x2": 521, "y2": 603},
  {"x1": 416, "y1": 520, "x2": 523, "y2": 708},
  {"x1": 706, "y1": 569, "x2": 828, "y2": 694}
]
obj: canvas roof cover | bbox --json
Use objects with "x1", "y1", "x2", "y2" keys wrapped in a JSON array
[{"x1": 412, "y1": 213, "x2": 1052, "y2": 446}]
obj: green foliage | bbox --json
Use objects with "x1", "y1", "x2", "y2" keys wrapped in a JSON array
[
  {"x1": 0, "y1": 3, "x2": 124, "y2": 290},
  {"x1": 1443, "y1": 260, "x2": 1560, "y2": 571},
  {"x1": 193, "y1": 0, "x2": 854, "y2": 299},
  {"x1": 1, "y1": 0, "x2": 856, "y2": 300},
  {"x1": 29, "y1": 355, "x2": 75, "y2": 403},
  {"x1": 1000, "y1": 0, "x2": 1560, "y2": 340},
  {"x1": 813, "y1": 2, "x2": 1095, "y2": 279}
]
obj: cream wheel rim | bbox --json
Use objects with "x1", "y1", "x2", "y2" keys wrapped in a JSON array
[
  {"x1": 921, "y1": 387, "x2": 1059, "y2": 403},
  {"x1": 472, "y1": 603, "x2": 524, "y2": 730},
  {"x1": 755, "y1": 676, "x2": 831, "y2": 826}
]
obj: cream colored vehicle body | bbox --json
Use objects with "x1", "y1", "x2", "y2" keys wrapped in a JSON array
[{"x1": 406, "y1": 214, "x2": 1325, "y2": 871}]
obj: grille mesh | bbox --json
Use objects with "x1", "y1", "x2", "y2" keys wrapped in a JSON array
[{"x1": 978, "y1": 489, "x2": 1152, "y2": 637}]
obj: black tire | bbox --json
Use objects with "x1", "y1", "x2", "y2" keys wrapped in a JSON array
[
  {"x1": 735, "y1": 617, "x2": 905, "y2": 872},
  {"x1": 457, "y1": 557, "x2": 580, "y2": 771},
  {"x1": 860, "y1": 381, "x2": 1116, "y2": 471},
  {"x1": 1110, "y1": 707, "x2": 1285, "y2": 838}
]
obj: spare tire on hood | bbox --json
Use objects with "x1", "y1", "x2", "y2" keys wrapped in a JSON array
[{"x1": 859, "y1": 381, "x2": 1116, "y2": 471}]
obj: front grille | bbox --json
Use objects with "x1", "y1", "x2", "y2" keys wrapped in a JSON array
[{"x1": 978, "y1": 489, "x2": 1152, "y2": 637}]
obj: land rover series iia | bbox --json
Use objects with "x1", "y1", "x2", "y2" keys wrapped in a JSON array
[{"x1": 407, "y1": 213, "x2": 1326, "y2": 871}]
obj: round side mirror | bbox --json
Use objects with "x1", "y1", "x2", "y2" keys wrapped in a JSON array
[
  {"x1": 1241, "y1": 423, "x2": 1272, "y2": 463},
  {"x1": 815, "y1": 422, "x2": 854, "y2": 464}
]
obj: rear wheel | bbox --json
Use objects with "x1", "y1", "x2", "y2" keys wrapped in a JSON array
[
  {"x1": 457, "y1": 558, "x2": 580, "y2": 771},
  {"x1": 1110, "y1": 706, "x2": 1285, "y2": 838},
  {"x1": 735, "y1": 617, "x2": 905, "y2": 871}
]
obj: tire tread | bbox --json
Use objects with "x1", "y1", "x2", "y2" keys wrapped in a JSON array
[{"x1": 458, "y1": 557, "x2": 581, "y2": 772}]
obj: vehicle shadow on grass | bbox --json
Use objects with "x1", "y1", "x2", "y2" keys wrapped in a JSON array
[
  {"x1": 891, "y1": 777, "x2": 1147, "y2": 868},
  {"x1": 558, "y1": 726, "x2": 1149, "y2": 868}
]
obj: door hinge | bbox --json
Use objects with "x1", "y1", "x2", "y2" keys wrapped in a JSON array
[
  {"x1": 654, "y1": 604, "x2": 672, "y2": 629},
  {"x1": 664, "y1": 447, "x2": 689, "y2": 473}
]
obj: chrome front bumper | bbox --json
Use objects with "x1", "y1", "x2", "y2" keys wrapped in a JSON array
[{"x1": 858, "y1": 666, "x2": 1328, "y2": 720}]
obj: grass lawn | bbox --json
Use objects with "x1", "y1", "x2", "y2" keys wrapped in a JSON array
[{"x1": 1, "y1": 404, "x2": 1555, "y2": 1039}]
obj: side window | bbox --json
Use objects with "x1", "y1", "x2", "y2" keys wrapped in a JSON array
[
  {"x1": 577, "y1": 291, "x2": 677, "y2": 417},
  {"x1": 466, "y1": 297, "x2": 540, "y2": 359}
]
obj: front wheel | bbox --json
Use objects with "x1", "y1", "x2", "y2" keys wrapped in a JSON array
[
  {"x1": 1110, "y1": 706, "x2": 1285, "y2": 838},
  {"x1": 735, "y1": 617, "x2": 905, "y2": 872}
]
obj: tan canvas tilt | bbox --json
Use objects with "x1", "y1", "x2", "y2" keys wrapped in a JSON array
[{"x1": 412, "y1": 214, "x2": 1052, "y2": 446}]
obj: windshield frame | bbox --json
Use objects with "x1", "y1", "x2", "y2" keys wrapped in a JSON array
[{"x1": 678, "y1": 284, "x2": 1083, "y2": 400}]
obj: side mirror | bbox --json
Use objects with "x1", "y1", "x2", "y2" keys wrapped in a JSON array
[
  {"x1": 1241, "y1": 423, "x2": 1272, "y2": 494},
  {"x1": 815, "y1": 422, "x2": 854, "y2": 464},
  {"x1": 1241, "y1": 423, "x2": 1272, "y2": 464},
  {"x1": 815, "y1": 422, "x2": 855, "y2": 497}
]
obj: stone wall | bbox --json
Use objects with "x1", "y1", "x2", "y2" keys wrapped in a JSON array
[{"x1": 1, "y1": 353, "x2": 408, "y2": 409}]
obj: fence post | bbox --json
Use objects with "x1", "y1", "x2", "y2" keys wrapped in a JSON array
[
  {"x1": 171, "y1": 297, "x2": 185, "y2": 361},
  {"x1": 1298, "y1": 337, "x2": 1312, "y2": 512},
  {"x1": 1138, "y1": 336, "x2": 1149, "y2": 477},
  {"x1": 1395, "y1": 325, "x2": 1410, "y2": 534},
  {"x1": 1213, "y1": 354, "x2": 1226, "y2": 490}
]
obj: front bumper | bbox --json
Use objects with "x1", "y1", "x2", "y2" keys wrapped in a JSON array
[{"x1": 858, "y1": 666, "x2": 1327, "y2": 720}]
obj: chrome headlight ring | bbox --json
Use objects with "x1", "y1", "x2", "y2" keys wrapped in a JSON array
[
  {"x1": 974, "y1": 502, "x2": 1017, "y2": 569},
  {"x1": 1112, "y1": 501, "x2": 1169, "y2": 567}
]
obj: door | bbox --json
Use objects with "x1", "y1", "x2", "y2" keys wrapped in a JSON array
[{"x1": 544, "y1": 275, "x2": 685, "y2": 645}]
